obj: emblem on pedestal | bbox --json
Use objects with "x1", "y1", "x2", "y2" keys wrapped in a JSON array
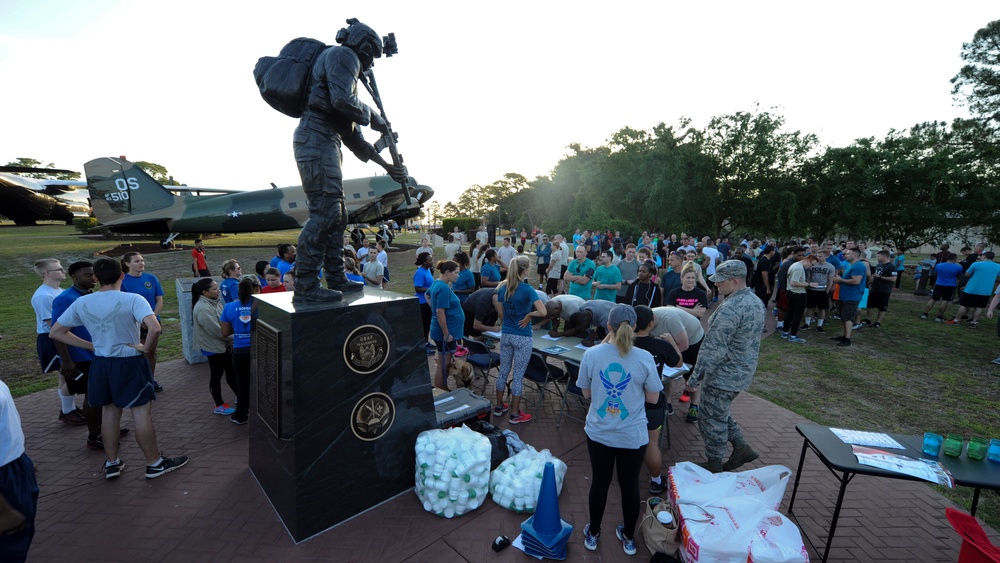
[
  {"x1": 351, "y1": 392, "x2": 395, "y2": 441},
  {"x1": 344, "y1": 324, "x2": 389, "y2": 374}
]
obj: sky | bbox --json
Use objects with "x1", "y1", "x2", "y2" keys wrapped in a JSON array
[{"x1": 1, "y1": 1, "x2": 996, "y2": 206}]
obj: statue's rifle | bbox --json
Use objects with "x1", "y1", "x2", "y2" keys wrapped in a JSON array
[{"x1": 361, "y1": 68, "x2": 413, "y2": 205}]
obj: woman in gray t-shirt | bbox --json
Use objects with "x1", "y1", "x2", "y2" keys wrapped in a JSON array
[{"x1": 577, "y1": 304, "x2": 663, "y2": 555}]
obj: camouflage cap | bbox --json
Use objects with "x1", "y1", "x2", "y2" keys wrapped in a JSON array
[{"x1": 709, "y1": 260, "x2": 746, "y2": 283}]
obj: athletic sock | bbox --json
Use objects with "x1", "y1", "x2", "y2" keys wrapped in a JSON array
[
  {"x1": 776, "y1": 321, "x2": 784, "y2": 329},
  {"x1": 817, "y1": 319, "x2": 824, "y2": 327},
  {"x1": 59, "y1": 389, "x2": 76, "y2": 414},
  {"x1": 105, "y1": 458, "x2": 121, "y2": 467},
  {"x1": 650, "y1": 475, "x2": 662, "y2": 485},
  {"x1": 149, "y1": 457, "x2": 164, "y2": 467},
  {"x1": 804, "y1": 317, "x2": 812, "y2": 326}
]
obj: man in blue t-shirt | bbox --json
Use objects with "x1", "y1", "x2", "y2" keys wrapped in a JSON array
[
  {"x1": 566, "y1": 246, "x2": 596, "y2": 300},
  {"x1": 947, "y1": 251, "x2": 1000, "y2": 328},
  {"x1": 831, "y1": 248, "x2": 866, "y2": 347},
  {"x1": 921, "y1": 252, "x2": 963, "y2": 321},
  {"x1": 52, "y1": 261, "x2": 119, "y2": 451},
  {"x1": 591, "y1": 251, "x2": 622, "y2": 302}
]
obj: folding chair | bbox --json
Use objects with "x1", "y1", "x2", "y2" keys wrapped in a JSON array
[
  {"x1": 520, "y1": 352, "x2": 565, "y2": 415},
  {"x1": 463, "y1": 338, "x2": 500, "y2": 394},
  {"x1": 556, "y1": 360, "x2": 589, "y2": 428}
]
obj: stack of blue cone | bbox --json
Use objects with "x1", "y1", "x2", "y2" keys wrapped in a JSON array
[{"x1": 520, "y1": 461, "x2": 573, "y2": 560}]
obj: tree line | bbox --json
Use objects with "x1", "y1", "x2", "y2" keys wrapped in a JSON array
[{"x1": 435, "y1": 20, "x2": 1000, "y2": 253}]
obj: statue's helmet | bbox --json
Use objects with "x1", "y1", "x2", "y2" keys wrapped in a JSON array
[{"x1": 336, "y1": 18, "x2": 383, "y2": 70}]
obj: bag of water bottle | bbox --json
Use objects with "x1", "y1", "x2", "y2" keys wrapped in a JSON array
[
  {"x1": 489, "y1": 445, "x2": 567, "y2": 513},
  {"x1": 413, "y1": 426, "x2": 492, "y2": 518}
]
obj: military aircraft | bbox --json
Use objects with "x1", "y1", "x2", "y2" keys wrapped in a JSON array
[
  {"x1": 84, "y1": 157, "x2": 432, "y2": 247},
  {"x1": 0, "y1": 167, "x2": 91, "y2": 225}
]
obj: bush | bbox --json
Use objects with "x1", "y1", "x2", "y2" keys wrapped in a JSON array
[{"x1": 73, "y1": 217, "x2": 100, "y2": 233}]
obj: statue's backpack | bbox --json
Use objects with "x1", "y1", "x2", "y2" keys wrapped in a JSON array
[{"x1": 254, "y1": 37, "x2": 328, "y2": 118}]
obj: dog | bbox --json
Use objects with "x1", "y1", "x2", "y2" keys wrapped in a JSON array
[{"x1": 447, "y1": 356, "x2": 473, "y2": 389}]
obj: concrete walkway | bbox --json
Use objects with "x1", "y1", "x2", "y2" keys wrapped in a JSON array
[{"x1": 16, "y1": 353, "x2": 997, "y2": 562}]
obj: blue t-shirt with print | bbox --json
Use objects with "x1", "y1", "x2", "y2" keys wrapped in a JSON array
[
  {"x1": 496, "y1": 281, "x2": 539, "y2": 337},
  {"x1": 220, "y1": 300, "x2": 255, "y2": 349},
  {"x1": 219, "y1": 278, "x2": 239, "y2": 304},
  {"x1": 121, "y1": 273, "x2": 163, "y2": 315}
]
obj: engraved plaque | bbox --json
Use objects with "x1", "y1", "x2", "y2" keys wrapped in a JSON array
[
  {"x1": 255, "y1": 320, "x2": 281, "y2": 437},
  {"x1": 343, "y1": 324, "x2": 389, "y2": 375},
  {"x1": 350, "y1": 392, "x2": 395, "y2": 441}
]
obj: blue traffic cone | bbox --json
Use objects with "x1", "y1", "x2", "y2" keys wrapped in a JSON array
[{"x1": 521, "y1": 461, "x2": 572, "y2": 559}]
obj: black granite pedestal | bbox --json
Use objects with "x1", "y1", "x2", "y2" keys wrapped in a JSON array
[{"x1": 248, "y1": 289, "x2": 437, "y2": 543}]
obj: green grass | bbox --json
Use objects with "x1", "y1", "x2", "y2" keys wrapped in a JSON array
[
  {"x1": 750, "y1": 276, "x2": 1000, "y2": 526},
  {"x1": 1, "y1": 225, "x2": 428, "y2": 397}
]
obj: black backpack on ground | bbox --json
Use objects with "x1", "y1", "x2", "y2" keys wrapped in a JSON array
[
  {"x1": 253, "y1": 37, "x2": 328, "y2": 118},
  {"x1": 465, "y1": 420, "x2": 509, "y2": 470}
]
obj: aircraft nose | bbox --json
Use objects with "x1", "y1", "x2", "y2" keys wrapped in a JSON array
[{"x1": 414, "y1": 183, "x2": 433, "y2": 203}]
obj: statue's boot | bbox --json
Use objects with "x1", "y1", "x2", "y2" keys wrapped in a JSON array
[
  {"x1": 293, "y1": 279, "x2": 343, "y2": 303},
  {"x1": 326, "y1": 272, "x2": 364, "y2": 292}
]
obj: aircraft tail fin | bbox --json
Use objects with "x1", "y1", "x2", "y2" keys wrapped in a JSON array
[{"x1": 85, "y1": 158, "x2": 176, "y2": 224}]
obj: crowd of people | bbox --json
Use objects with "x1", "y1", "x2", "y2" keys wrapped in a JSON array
[
  {"x1": 7, "y1": 227, "x2": 996, "y2": 560},
  {"x1": 416, "y1": 227, "x2": 997, "y2": 554}
]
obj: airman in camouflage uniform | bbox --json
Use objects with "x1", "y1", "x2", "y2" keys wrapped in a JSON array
[{"x1": 685, "y1": 260, "x2": 765, "y2": 473}]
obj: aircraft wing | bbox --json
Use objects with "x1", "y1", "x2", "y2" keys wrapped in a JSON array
[{"x1": 167, "y1": 186, "x2": 243, "y2": 195}]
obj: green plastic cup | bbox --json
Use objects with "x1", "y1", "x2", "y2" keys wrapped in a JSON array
[
  {"x1": 944, "y1": 434, "x2": 964, "y2": 457},
  {"x1": 968, "y1": 436, "x2": 988, "y2": 460}
]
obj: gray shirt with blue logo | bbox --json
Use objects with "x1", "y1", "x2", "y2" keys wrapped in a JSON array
[{"x1": 577, "y1": 343, "x2": 664, "y2": 449}]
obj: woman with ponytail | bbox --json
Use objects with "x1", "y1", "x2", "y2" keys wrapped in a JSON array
[
  {"x1": 492, "y1": 255, "x2": 546, "y2": 424},
  {"x1": 577, "y1": 304, "x2": 663, "y2": 556}
]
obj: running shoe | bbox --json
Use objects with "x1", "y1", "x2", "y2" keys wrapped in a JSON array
[
  {"x1": 104, "y1": 459, "x2": 125, "y2": 479},
  {"x1": 679, "y1": 390, "x2": 690, "y2": 403},
  {"x1": 583, "y1": 523, "x2": 599, "y2": 551},
  {"x1": 492, "y1": 403, "x2": 510, "y2": 417},
  {"x1": 686, "y1": 405, "x2": 699, "y2": 423},
  {"x1": 59, "y1": 408, "x2": 87, "y2": 426},
  {"x1": 145, "y1": 454, "x2": 189, "y2": 479},
  {"x1": 214, "y1": 403, "x2": 236, "y2": 416},
  {"x1": 649, "y1": 479, "x2": 664, "y2": 495},
  {"x1": 509, "y1": 411, "x2": 532, "y2": 424},
  {"x1": 615, "y1": 525, "x2": 637, "y2": 556}
]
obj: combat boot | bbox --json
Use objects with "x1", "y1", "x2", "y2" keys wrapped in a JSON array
[
  {"x1": 326, "y1": 272, "x2": 364, "y2": 292},
  {"x1": 698, "y1": 458, "x2": 724, "y2": 474},
  {"x1": 293, "y1": 283, "x2": 343, "y2": 303},
  {"x1": 722, "y1": 443, "x2": 760, "y2": 471}
]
